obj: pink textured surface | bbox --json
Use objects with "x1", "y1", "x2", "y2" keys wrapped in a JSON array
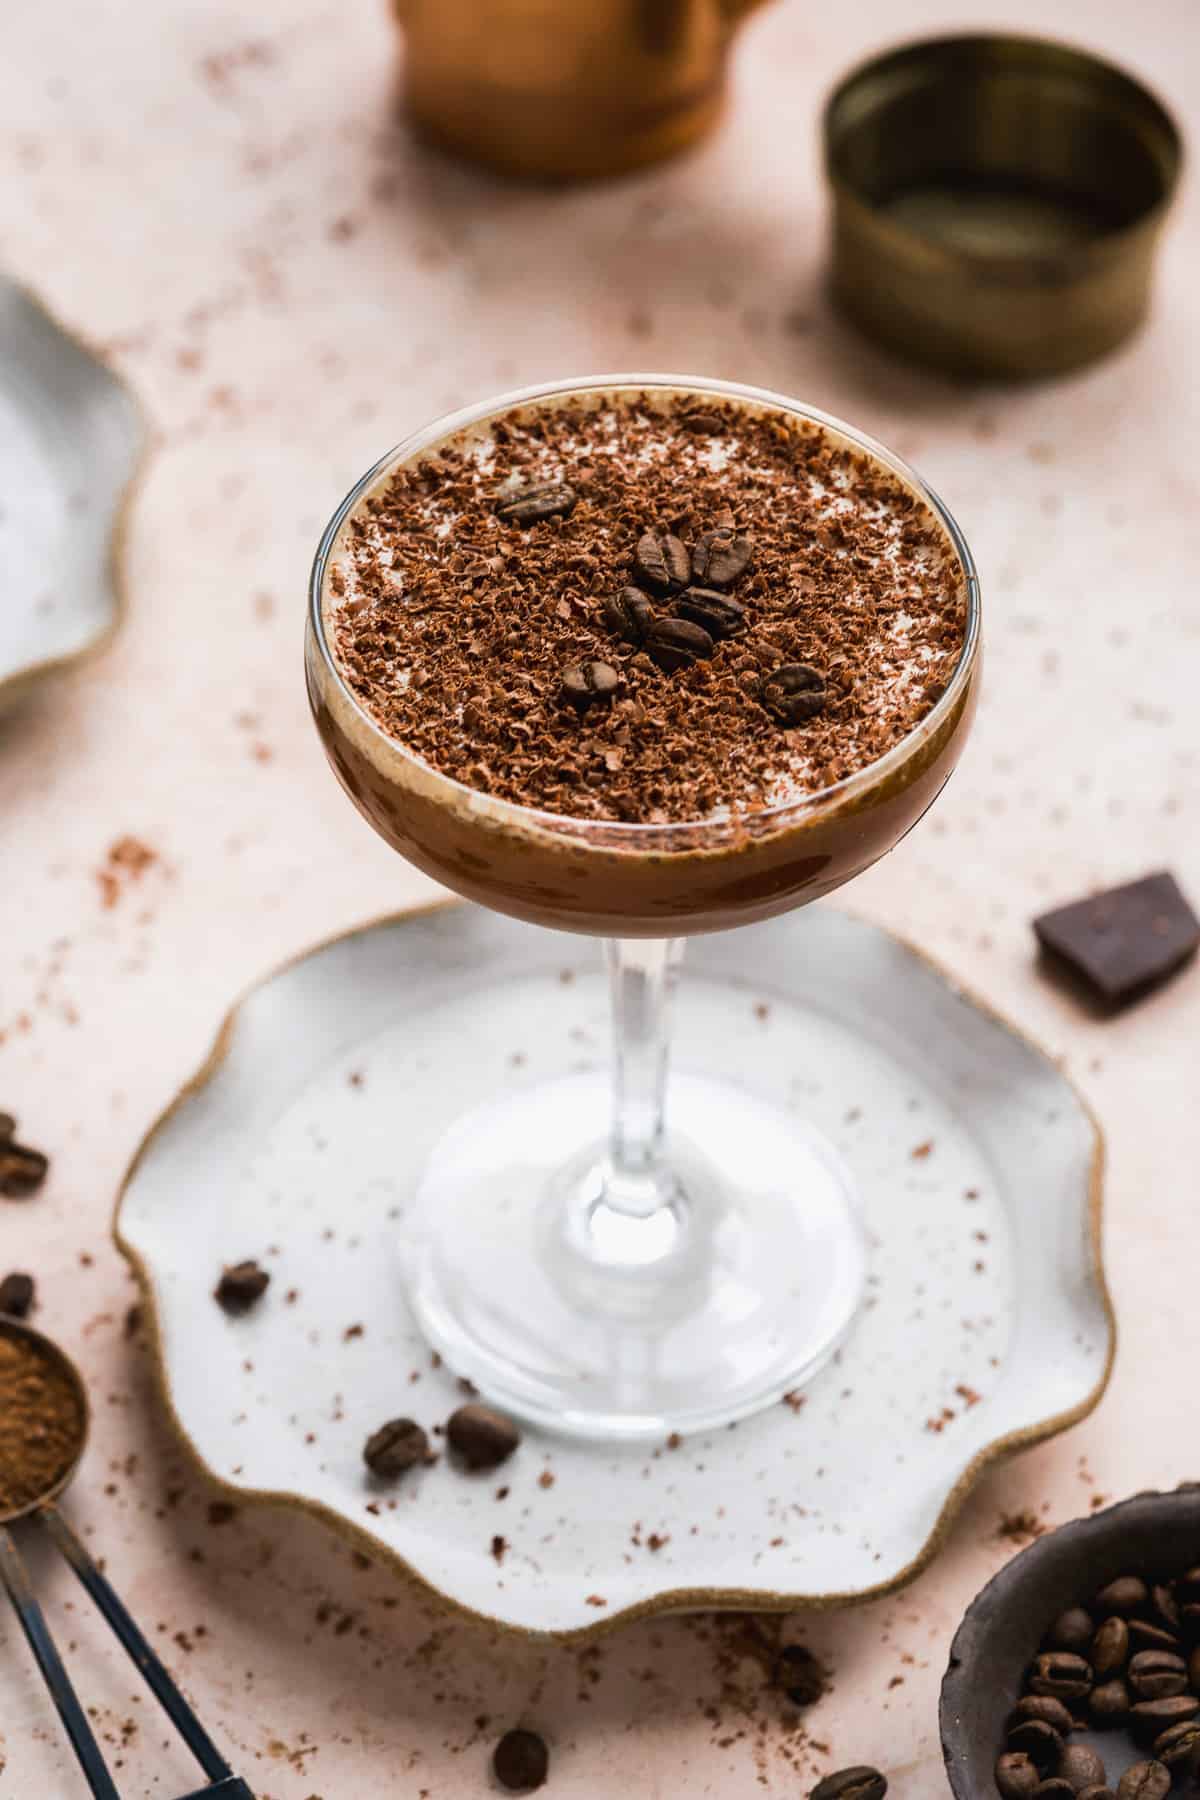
[{"x1": 0, "y1": 0, "x2": 1197, "y2": 1795}]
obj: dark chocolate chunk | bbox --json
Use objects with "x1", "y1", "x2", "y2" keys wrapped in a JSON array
[
  {"x1": 0, "y1": 1272, "x2": 35, "y2": 1318},
  {"x1": 214, "y1": 1260, "x2": 271, "y2": 1314},
  {"x1": 1034, "y1": 873, "x2": 1199, "y2": 1007}
]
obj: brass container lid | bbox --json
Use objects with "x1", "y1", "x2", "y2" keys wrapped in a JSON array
[{"x1": 824, "y1": 34, "x2": 1183, "y2": 379}]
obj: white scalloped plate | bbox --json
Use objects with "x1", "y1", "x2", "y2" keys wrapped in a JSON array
[
  {"x1": 115, "y1": 904, "x2": 1112, "y2": 1638},
  {"x1": 0, "y1": 278, "x2": 144, "y2": 708}
]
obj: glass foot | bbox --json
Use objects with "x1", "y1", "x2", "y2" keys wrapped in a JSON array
[{"x1": 404, "y1": 1071, "x2": 867, "y2": 1442}]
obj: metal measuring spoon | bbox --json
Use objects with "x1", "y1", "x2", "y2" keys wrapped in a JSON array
[{"x1": 0, "y1": 1316, "x2": 253, "y2": 1799}]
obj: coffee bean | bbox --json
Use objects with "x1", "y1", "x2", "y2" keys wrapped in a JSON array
[
  {"x1": 1090, "y1": 1679, "x2": 1131, "y2": 1727},
  {"x1": 776, "y1": 1644, "x2": 824, "y2": 1706},
  {"x1": 1094, "y1": 1578, "x2": 1148, "y2": 1618},
  {"x1": 1128, "y1": 1649, "x2": 1187, "y2": 1699},
  {"x1": 363, "y1": 1418, "x2": 429, "y2": 1479},
  {"x1": 1007, "y1": 1719, "x2": 1062, "y2": 1770},
  {"x1": 1152, "y1": 1716, "x2": 1200, "y2": 1770},
  {"x1": 1033, "y1": 1782, "x2": 1075, "y2": 1798},
  {"x1": 495, "y1": 482, "x2": 577, "y2": 526},
  {"x1": 492, "y1": 1728, "x2": 548, "y2": 1792},
  {"x1": 761, "y1": 663, "x2": 827, "y2": 726},
  {"x1": 692, "y1": 526, "x2": 754, "y2": 589},
  {"x1": 1058, "y1": 1744, "x2": 1107, "y2": 1791},
  {"x1": 633, "y1": 529, "x2": 690, "y2": 595},
  {"x1": 1075, "y1": 1787, "x2": 1115, "y2": 1800},
  {"x1": 214, "y1": 1260, "x2": 270, "y2": 1313},
  {"x1": 996, "y1": 1754, "x2": 1040, "y2": 1799},
  {"x1": 602, "y1": 587, "x2": 654, "y2": 645},
  {"x1": 0, "y1": 1272, "x2": 34, "y2": 1319},
  {"x1": 1149, "y1": 1584, "x2": 1180, "y2": 1633},
  {"x1": 561, "y1": 660, "x2": 619, "y2": 709},
  {"x1": 1130, "y1": 1693, "x2": 1199, "y2": 1742},
  {"x1": 446, "y1": 1403, "x2": 520, "y2": 1470},
  {"x1": 1029, "y1": 1653, "x2": 1093, "y2": 1700},
  {"x1": 645, "y1": 617, "x2": 714, "y2": 672},
  {"x1": 1127, "y1": 1621, "x2": 1180, "y2": 1653},
  {"x1": 1011, "y1": 1697, "x2": 1075, "y2": 1735},
  {"x1": 1050, "y1": 1609, "x2": 1097, "y2": 1654},
  {"x1": 1188, "y1": 1644, "x2": 1200, "y2": 1690},
  {"x1": 1091, "y1": 1618, "x2": 1129, "y2": 1678},
  {"x1": 808, "y1": 1768, "x2": 886, "y2": 1800},
  {"x1": 1116, "y1": 1762, "x2": 1169, "y2": 1800},
  {"x1": 674, "y1": 587, "x2": 747, "y2": 640},
  {"x1": 0, "y1": 1129, "x2": 49, "y2": 1198}
]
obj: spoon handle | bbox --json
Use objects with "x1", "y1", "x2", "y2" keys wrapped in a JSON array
[
  {"x1": 40, "y1": 1504, "x2": 235, "y2": 1787},
  {"x1": 0, "y1": 1524, "x2": 122, "y2": 1800}
]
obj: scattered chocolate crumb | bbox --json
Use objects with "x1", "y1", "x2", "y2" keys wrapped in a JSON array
[
  {"x1": 214, "y1": 1260, "x2": 270, "y2": 1314},
  {"x1": 491, "y1": 1534, "x2": 508, "y2": 1564},
  {"x1": 538, "y1": 1469, "x2": 556, "y2": 1490},
  {"x1": 997, "y1": 1509, "x2": 1047, "y2": 1546},
  {"x1": 782, "y1": 1391, "x2": 807, "y2": 1414},
  {"x1": 342, "y1": 1323, "x2": 364, "y2": 1341},
  {"x1": 492, "y1": 1728, "x2": 549, "y2": 1793},
  {"x1": 0, "y1": 1272, "x2": 35, "y2": 1319},
  {"x1": 585, "y1": 1595, "x2": 607, "y2": 1608},
  {"x1": 646, "y1": 1532, "x2": 669, "y2": 1553},
  {"x1": 446, "y1": 1403, "x2": 520, "y2": 1471},
  {"x1": 910, "y1": 1141, "x2": 934, "y2": 1160}
]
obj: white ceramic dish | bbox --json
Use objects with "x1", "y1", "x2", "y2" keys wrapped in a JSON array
[
  {"x1": 115, "y1": 903, "x2": 1112, "y2": 1638},
  {"x1": 0, "y1": 278, "x2": 144, "y2": 708}
]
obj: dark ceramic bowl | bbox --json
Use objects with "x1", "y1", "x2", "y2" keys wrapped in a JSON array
[{"x1": 941, "y1": 1487, "x2": 1200, "y2": 1797}]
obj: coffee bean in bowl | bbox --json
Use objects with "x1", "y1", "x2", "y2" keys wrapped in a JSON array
[
  {"x1": 809, "y1": 1769, "x2": 887, "y2": 1800},
  {"x1": 940, "y1": 1489, "x2": 1200, "y2": 1800}
]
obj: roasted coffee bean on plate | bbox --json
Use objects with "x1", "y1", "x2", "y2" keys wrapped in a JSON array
[
  {"x1": 214, "y1": 1260, "x2": 271, "y2": 1313},
  {"x1": 1090, "y1": 1677, "x2": 1131, "y2": 1725},
  {"x1": 602, "y1": 587, "x2": 654, "y2": 645},
  {"x1": 1057, "y1": 1743, "x2": 1107, "y2": 1788},
  {"x1": 561, "y1": 660, "x2": 620, "y2": 710},
  {"x1": 494, "y1": 482, "x2": 577, "y2": 526},
  {"x1": 0, "y1": 1114, "x2": 49, "y2": 1198},
  {"x1": 644, "y1": 617, "x2": 713, "y2": 672},
  {"x1": 1011, "y1": 1696, "x2": 1076, "y2": 1735},
  {"x1": 492, "y1": 1727, "x2": 549, "y2": 1792},
  {"x1": 995, "y1": 1751, "x2": 1040, "y2": 1798},
  {"x1": 446, "y1": 1403, "x2": 520, "y2": 1470},
  {"x1": 809, "y1": 1768, "x2": 887, "y2": 1800},
  {"x1": 363, "y1": 1418, "x2": 430, "y2": 1479},
  {"x1": 633, "y1": 528, "x2": 690, "y2": 595},
  {"x1": 761, "y1": 664, "x2": 827, "y2": 726},
  {"x1": 674, "y1": 587, "x2": 746, "y2": 640},
  {"x1": 1127, "y1": 1650, "x2": 1187, "y2": 1699},
  {"x1": 1029, "y1": 1651, "x2": 1093, "y2": 1699},
  {"x1": 0, "y1": 1272, "x2": 34, "y2": 1318}
]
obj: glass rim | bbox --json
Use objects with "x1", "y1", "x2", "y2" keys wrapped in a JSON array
[{"x1": 308, "y1": 372, "x2": 981, "y2": 843}]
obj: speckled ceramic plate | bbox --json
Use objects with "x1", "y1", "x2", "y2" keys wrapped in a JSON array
[
  {"x1": 114, "y1": 903, "x2": 1113, "y2": 1638},
  {"x1": 0, "y1": 278, "x2": 144, "y2": 709}
]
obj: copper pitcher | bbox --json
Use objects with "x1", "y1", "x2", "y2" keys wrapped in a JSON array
[{"x1": 393, "y1": 0, "x2": 772, "y2": 181}]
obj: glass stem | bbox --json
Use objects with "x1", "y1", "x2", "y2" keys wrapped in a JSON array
[{"x1": 604, "y1": 937, "x2": 685, "y2": 1218}]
